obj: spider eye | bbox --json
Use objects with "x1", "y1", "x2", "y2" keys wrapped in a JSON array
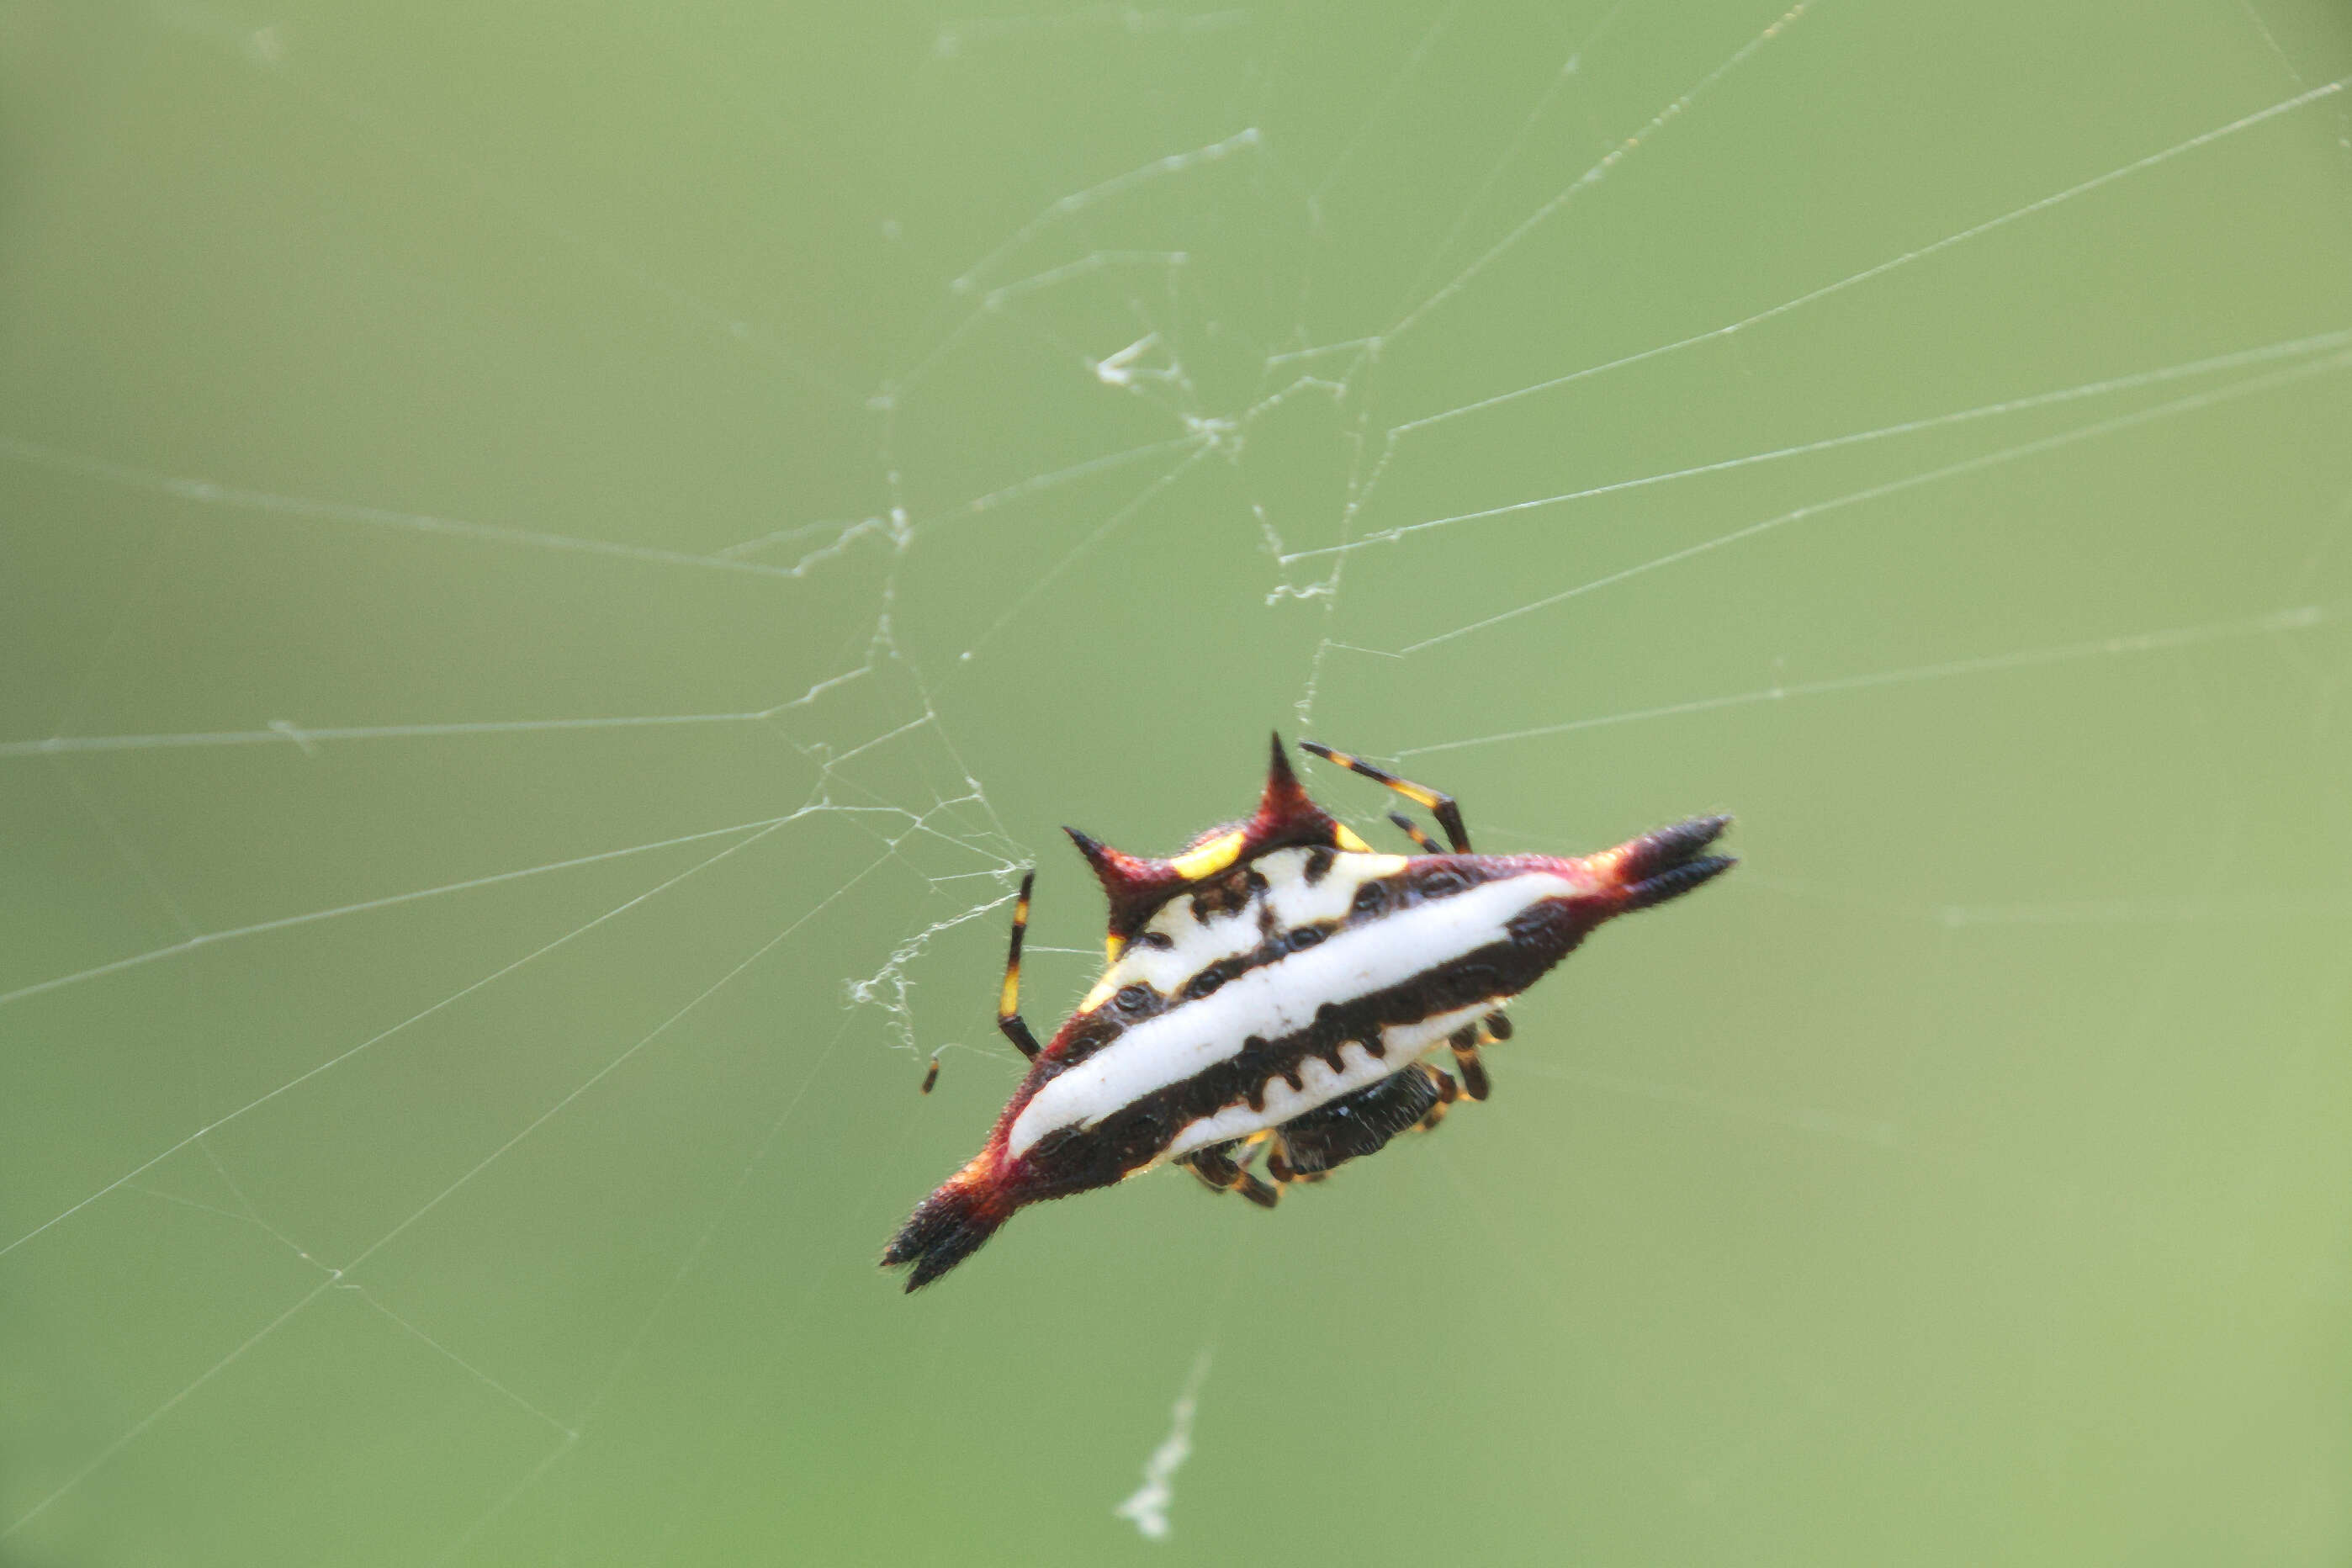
[
  {"x1": 1350, "y1": 880, "x2": 1388, "y2": 917},
  {"x1": 1114, "y1": 983, "x2": 1154, "y2": 1013}
]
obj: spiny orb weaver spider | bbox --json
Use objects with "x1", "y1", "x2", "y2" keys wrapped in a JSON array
[{"x1": 883, "y1": 735, "x2": 1733, "y2": 1290}]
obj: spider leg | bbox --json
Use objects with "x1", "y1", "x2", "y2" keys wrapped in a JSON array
[
  {"x1": 1186, "y1": 1145, "x2": 1241, "y2": 1192},
  {"x1": 994, "y1": 871, "x2": 1042, "y2": 1061},
  {"x1": 1232, "y1": 1134, "x2": 1279, "y2": 1207},
  {"x1": 1264, "y1": 1136, "x2": 1327, "y2": 1186},
  {"x1": 1184, "y1": 1143, "x2": 1279, "y2": 1209},
  {"x1": 1300, "y1": 742, "x2": 1471, "y2": 852},
  {"x1": 1448, "y1": 1024, "x2": 1491, "y2": 1102},
  {"x1": 1417, "y1": 1063, "x2": 1461, "y2": 1132},
  {"x1": 1386, "y1": 810, "x2": 1445, "y2": 856},
  {"x1": 1263, "y1": 1140, "x2": 1291, "y2": 1183}
]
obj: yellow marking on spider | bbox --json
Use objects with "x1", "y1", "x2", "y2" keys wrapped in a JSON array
[
  {"x1": 1081, "y1": 971, "x2": 1121, "y2": 1012},
  {"x1": 1332, "y1": 823, "x2": 1372, "y2": 852},
  {"x1": 1389, "y1": 813, "x2": 1444, "y2": 855},
  {"x1": 1168, "y1": 829, "x2": 1245, "y2": 881},
  {"x1": 999, "y1": 965, "x2": 1021, "y2": 1019},
  {"x1": 1391, "y1": 781, "x2": 1444, "y2": 812},
  {"x1": 1304, "y1": 741, "x2": 1447, "y2": 813},
  {"x1": 1359, "y1": 762, "x2": 1441, "y2": 812}
]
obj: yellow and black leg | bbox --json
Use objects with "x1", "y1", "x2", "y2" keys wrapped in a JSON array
[
  {"x1": 1300, "y1": 743, "x2": 1472, "y2": 853},
  {"x1": 1417, "y1": 1062, "x2": 1461, "y2": 1131},
  {"x1": 1264, "y1": 1136, "x2": 1328, "y2": 1188},
  {"x1": 1448, "y1": 1024, "x2": 1491, "y2": 1101},
  {"x1": 996, "y1": 871, "x2": 1042, "y2": 1061},
  {"x1": 1186, "y1": 1142, "x2": 1279, "y2": 1208},
  {"x1": 1386, "y1": 811, "x2": 1445, "y2": 855}
]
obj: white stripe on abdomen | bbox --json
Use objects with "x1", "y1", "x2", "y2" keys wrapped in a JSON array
[{"x1": 1006, "y1": 871, "x2": 1572, "y2": 1160}]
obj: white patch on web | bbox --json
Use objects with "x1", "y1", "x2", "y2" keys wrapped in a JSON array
[
  {"x1": 1009, "y1": 870, "x2": 1573, "y2": 1158},
  {"x1": 1114, "y1": 1350, "x2": 1212, "y2": 1542}
]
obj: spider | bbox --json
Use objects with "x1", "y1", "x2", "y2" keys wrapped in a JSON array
[{"x1": 882, "y1": 734, "x2": 1733, "y2": 1290}]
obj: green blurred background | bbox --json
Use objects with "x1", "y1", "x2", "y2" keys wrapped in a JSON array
[{"x1": 6, "y1": 2, "x2": 2352, "y2": 1562}]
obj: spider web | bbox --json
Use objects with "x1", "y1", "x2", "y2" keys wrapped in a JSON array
[{"x1": 5, "y1": 1, "x2": 2352, "y2": 1562}]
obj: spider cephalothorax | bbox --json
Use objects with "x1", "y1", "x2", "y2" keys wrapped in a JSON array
[{"x1": 883, "y1": 734, "x2": 1733, "y2": 1290}]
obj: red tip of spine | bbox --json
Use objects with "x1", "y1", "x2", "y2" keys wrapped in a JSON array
[{"x1": 1247, "y1": 729, "x2": 1338, "y2": 845}]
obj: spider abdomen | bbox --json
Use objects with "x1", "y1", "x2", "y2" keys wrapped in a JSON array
[{"x1": 1011, "y1": 854, "x2": 1582, "y2": 1164}]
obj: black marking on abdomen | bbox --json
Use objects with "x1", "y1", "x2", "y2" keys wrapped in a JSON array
[{"x1": 1189, "y1": 865, "x2": 1263, "y2": 922}]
